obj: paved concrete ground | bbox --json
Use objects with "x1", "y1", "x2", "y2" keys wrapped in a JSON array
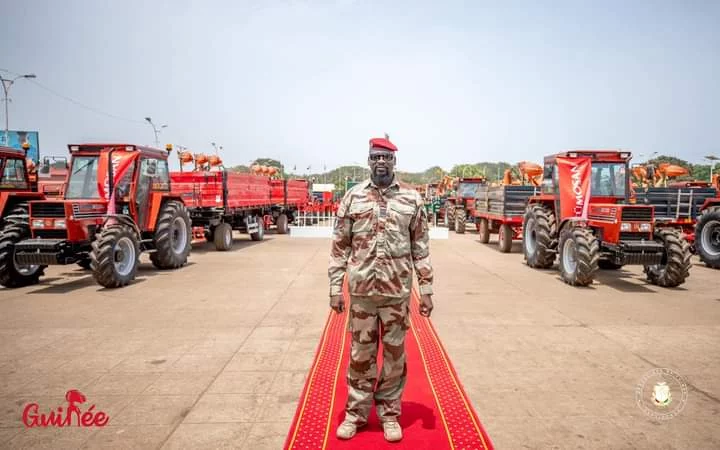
[{"x1": 0, "y1": 230, "x2": 718, "y2": 449}]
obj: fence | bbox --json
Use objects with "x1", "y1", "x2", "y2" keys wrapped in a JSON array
[{"x1": 288, "y1": 211, "x2": 448, "y2": 239}]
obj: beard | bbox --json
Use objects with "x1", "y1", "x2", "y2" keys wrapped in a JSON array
[{"x1": 371, "y1": 167, "x2": 394, "y2": 187}]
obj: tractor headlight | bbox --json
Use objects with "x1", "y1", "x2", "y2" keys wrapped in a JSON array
[
  {"x1": 621, "y1": 222, "x2": 631, "y2": 232},
  {"x1": 54, "y1": 219, "x2": 66, "y2": 229},
  {"x1": 639, "y1": 222, "x2": 651, "y2": 232},
  {"x1": 32, "y1": 219, "x2": 44, "y2": 228}
]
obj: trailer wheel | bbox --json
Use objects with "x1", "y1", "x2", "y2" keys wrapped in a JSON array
[
  {"x1": 150, "y1": 201, "x2": 192, "y2": 269},
  {"x1": 214, "y1": 223, "x2": 233, "y2": 251},
  {"x1": 276, "y1": 214, "x2": 289, "y2": 234},
  {"x1": 91, "y1": 225, "x2": 139, "y2": 288},
  {"x1": 558, "y1": 226, "x2": 598, "y2": 287},
  {"x1": 204, "y1": 226, "x2": 215, "y2": 243},
  {"x1": 695, "y1": 206, "x2": 720, "y2": 269},
  {"x1": 0, "y1": 222, "x2": 44, "y2": 288},
  {"x1": 523, "y1": 204, "x2": 557, "y2": 269},
  {"x1": 478, "y1": 218, "x2": 490, "y2": 243},
  {"x1": 250, "y1": 216, "x2": 265, "y2": 241},
  {"x1": 498, "y1": 224, "x2": 513, "y2": 253},
  {"x1": 644, "y1": 229, "x2": 692, "y2": 287}
]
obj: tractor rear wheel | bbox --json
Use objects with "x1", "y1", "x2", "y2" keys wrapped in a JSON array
[
  {"x1": 445, "y1": 204, "x2": 455, "y2": 231},
  {"x1": 644, "y1": 229, "x2": 692, "y2": 287},
  {"x1": 276, "y1": 214, "x2": 289, "y2": 234},
  {"x1": 91, "y1": 225, "x2": 139, "y2": 288},
  {"x1": 214, "y1": 223, "x2": 233, "y2": 251},
  {"x1": 250, "y1": 216, "x2": 265, "y2": 241},
  {"x1": 522, "y1": 204, "x2": 557, "y2": 269},
  {"x1": 150, "y1": 201, "x2": 192, "y2": 269},
  {"x1": 478, "y1": 218, "x2": 490, "y2": 243},
  {"x1": 558, "y1": 226, "x2": 599, "y2": 287},
  {"x1": 0, "y1": 222, "x2": 44, "y2": 288},
  {"x1": 499, "y1": 224, "x2": 513, "y2": 253},
  {"x1": 695, "y1": 206, "x2": 720, "y2": 269},
  {"x1": 2, "y1": 203, "x2": 31, "y2": 227}
]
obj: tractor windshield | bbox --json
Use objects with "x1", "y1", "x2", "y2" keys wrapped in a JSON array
[
  {"x1": 591, "y1": 163, "x2": 627, "y2": 197},
  {"x1": 458, "y1": 183, "x2": 481, "y2": 198},
  {"x1": 0, "y1": 158, "x2": 29, "y2": 189},
  {"x1": 65, "y1": 156, "x2": 100, "y2": 199}
]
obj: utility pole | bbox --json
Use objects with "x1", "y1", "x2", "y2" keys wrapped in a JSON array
[
  {"x1": 144, "y1": 117, "x2": 167, "y2": 147},
  {"x1": 1, "y1": 73, "x2": 36, "y2": 146},
  {"x1": 706, "y1": 155, "x2": 719, "y2": 181}
]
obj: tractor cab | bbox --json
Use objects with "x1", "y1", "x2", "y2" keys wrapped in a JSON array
[
  {"x1": 523, "y1": 150, "x2": 691, "y2": 288},
  {"x1": 0, "y1": 145, "x2": 47, "y2": 228},
  {"x1": 0, "y1": 143, "x2": 191, "y2": 289}
]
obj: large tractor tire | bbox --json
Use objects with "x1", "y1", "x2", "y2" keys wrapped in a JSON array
[
  {"x1": 644, "y1": 229, "x2": 692, "y2": 287},
  {"x1": 150, "y1": 201, "x2": 192, "y2": 269},
  {"x1": 276, "y1": 214, "x2": 289, "y2": 234},
  {"x1": 558, "y1": 226, "x2": 599, "y2": 287},
  {"x1": 214, "y1": 223, "x2": 233, "y2": 251},
  {"x1": 598, "y1": 260, "x2": 624, "y2": 270},
  {"x1": 695, "y1": 206, "x2": 720, "y2": 269},
  {"x1": 250, "y1": 216, "x2": 265, "y2": 242},
  {"x1": 498, "y1": 224, "x2": 513, "y2": 253},
  {"x1": 445, "y1": 204, "x2": 455, "y2": 231},
  {"x1": 478, "y1": 218, "x2": 490, "y2": 244},
  {"x1": 90, "y1": 225, "x2": 140, "y2": 288},
  {"x1": 0, "y1": 222, "x2": 44, "y2": 288},
  {"x1": 455, "y1": 213, "x2": 466, "y2": 234},
  {"x1": 2, "y1": 202, "x2": 31, "y2": 227},
  {"x1": 522, "y1": 204, "x2": 557, "y2": 269}
]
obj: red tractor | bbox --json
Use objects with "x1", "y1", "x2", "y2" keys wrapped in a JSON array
[
  {"x1": 0, "y1": 143, "x2": 192, "y2": 288},
  {"x1": 522, "y1": 150, "x2": 691, "y2": 287},
  {"x1": 444, "y1": 177, "x2": 487, "y2": 234},
  {"x1": 0, "y1": 145, "x2": 48, "y2": 232}
]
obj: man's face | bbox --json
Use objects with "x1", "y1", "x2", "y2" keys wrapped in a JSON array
[{"x1": 368, "y1": 149, "x2": 396, "y2": 178}]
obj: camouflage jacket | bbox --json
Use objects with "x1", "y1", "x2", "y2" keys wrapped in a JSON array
[{"x1": 328, "y1": 176, "x2": 434, "y2": 299}]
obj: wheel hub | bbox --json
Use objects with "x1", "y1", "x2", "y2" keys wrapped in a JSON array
[
  {"x1": 562, "y1": 238, "x2": 577, "y2": 275},
  {"x1": 170, "y1": 217, "x2": 188, "y2": 254},
  {"x1": 114, "y1": 237, "x2": 135, "y2": 277},
  {"x1": 525, "y1": 219, "x2": 537, "y2": 254}
]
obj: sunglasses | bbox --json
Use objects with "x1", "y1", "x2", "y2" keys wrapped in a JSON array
[{"x1": 369, "y1": 154, "x2": 395, "y2": 162}]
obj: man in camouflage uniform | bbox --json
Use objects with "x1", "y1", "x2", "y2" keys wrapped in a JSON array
[{"x1": 328, "y1": 135, "x2": 435, "y2": 442}]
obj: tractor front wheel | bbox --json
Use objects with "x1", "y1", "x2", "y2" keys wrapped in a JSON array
[
  {"x1": 644, "y1": 229, "x2": 692, "y2": 287},
  {"x1": 150, "y1": 201, "x2": 192, "y2": 269},
  {"x1": 0, "y1": 222, "x2": 44, "y2": 288},
  {"x1": 522, "y1": 204, "x2": 557, "y2": 269},
  {"x1": 478, "y1": 218, "x2": 490, "y2": 243},
  {"x1": 695, "y1": 206, "x2": 720, "y2": 269},
  {"x1": 558, "y1": 226, "x2": 599, "y2": 287},
  {"x1": 455, "y1": 209, "x2": 466, "y2": 234},
  {"x1": 91, "y1": 225, "x2": 139, "y2": 288},
  {"x1": 445, "y1": 204, "x2": 455, "y2": 231}
]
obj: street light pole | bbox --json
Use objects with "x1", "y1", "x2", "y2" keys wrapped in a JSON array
[
  {"x1": 144, "y1": 117, "x2": 167, "y2": 147},
  {"x1": 705, "y1": 155, "x2": 719, "y2": 182},
  {"x1": 1, "y1": 73, "x2": 36, "y2": 146}
]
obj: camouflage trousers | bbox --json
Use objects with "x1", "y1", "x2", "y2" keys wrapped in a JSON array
[{"x1": 345, "y1": 295, "x2": 410, "y2": 424}]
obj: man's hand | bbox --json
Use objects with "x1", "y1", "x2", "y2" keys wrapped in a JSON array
[
  {"x1": 419, "y1": 294, "x2": 434, "y2": 317},
  {"x1": 330, "y1": 294, "x2": 345, "y2": 314}
]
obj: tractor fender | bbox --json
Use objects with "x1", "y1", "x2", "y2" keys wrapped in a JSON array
[
  {"x1": 101, "y1": 214, "x2": 142, "y2": 238},
  {"x1": 699, "y1": 198, "x2": 720, "y2": 213},
  {"x1": 558, "y1": 217, "x2": 588, "y2": 234},
  {"x1": 0, "y1": 192, "x2": 46, "y2": 218},
  {"x1": 146, "y1": 193, "x2": 185, "y2": 232}
]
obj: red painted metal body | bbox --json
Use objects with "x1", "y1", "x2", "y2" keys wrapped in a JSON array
[{"x1": 170, "y1": 171, "x2": 272, "y2": 209}]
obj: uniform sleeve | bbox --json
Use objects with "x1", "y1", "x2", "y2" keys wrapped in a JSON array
[
  {"x1": 328, "y1": 193, "x2": 353, "y2": 296},
  {"x1": 410, "y1": 195, "x2": 434, "y2": 295}
]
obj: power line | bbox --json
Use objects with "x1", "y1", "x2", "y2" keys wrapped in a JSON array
[{"x1": 27, "y1": 80, "x2": 145, "y2": 125}]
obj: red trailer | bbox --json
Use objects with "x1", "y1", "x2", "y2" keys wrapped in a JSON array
[
  {"x1": 170, "y1": 170, "x2": 272, "y2": 251},
  {"x1": 474, "y1": 185, "x2": 541, "y2": 253},
  {"x1": 269, "y1": 178, "x2": 310, "y2": 233}
]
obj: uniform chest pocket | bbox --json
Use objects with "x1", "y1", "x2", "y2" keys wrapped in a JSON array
[
  {"x1": 386, "y1": 202, "x2": 415, "y2": 232},
  {"x1": 349, "y1": 201, "x2": 375, "y2": 233}
]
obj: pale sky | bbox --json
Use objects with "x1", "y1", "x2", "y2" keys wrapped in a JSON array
[{"x1": 2, "y1": 0, "x2": 719, "y2": 172}]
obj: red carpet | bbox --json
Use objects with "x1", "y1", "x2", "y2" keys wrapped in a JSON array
[{"x1": 284, "y1": 283, "x2": 494, "y2": 449}]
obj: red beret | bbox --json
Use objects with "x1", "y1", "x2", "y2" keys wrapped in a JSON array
[{"x1": 369, "y1": 137, "x2": 397, "y2": 152}]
